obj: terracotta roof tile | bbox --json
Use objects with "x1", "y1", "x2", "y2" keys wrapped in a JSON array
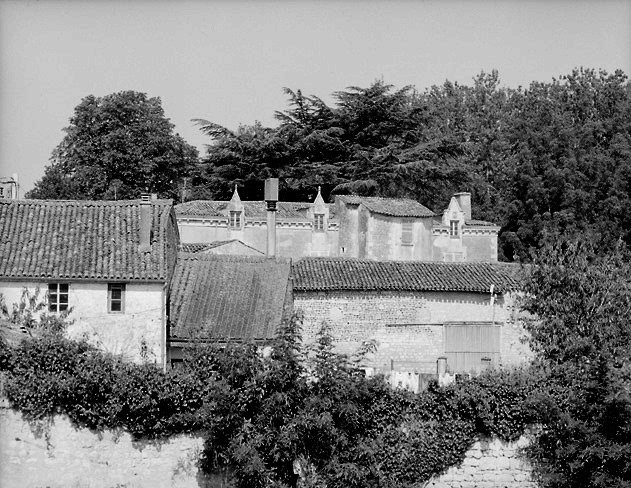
[
  {"x1": 337, "y1": 195, "x2": 435, "y2": 217},
  {"x1": 169, "y1": 253, "x2": 292, "y2": 341},
  {"x1": 180, "y1": 240, "x2": 264, "y2": 255},
  {"x1": 0, "y1": 199, "x2": 177, "y2": 281},
  {"x1": 176, "y1": 200, "x2": 336, "y2": 221},
  {"x1": 292, "y1": 258, "x2": 519, "y2": 293},
  {"x1": 465, "y1": 219, "x2": 497, "y2": 227}
]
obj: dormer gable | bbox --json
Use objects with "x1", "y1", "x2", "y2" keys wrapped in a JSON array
[
  {"x1": 227, "y1": 185, "x2": 244, "y2": 229},
  {"x1": 442, "y1": 196, "x2": 467, "y2": 238},
  {"x1": 310, "y1": 187, "x2": 330, "y2": 231},
  {"x1": 442, "y1": 197, "x2": 465, "y2": 224}
]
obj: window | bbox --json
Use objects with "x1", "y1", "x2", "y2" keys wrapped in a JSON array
[
  {"x1": 0, "y1": 187, "x2": 4, "y2": 198},
  {"x1": 449, "y1": 220, "x2": 459, "y2": 237},
  {"x1": 229, "y1": 211, "x2": 242, "y2": 229},
  {"x1": 48, "y1": 283, "x2": 69, "y2": 312},
  {"x1": 108, "y1": 283, "x2": 125, "y2": 313},
  {"x1": 444, "y1": 252, "x2": 464, "y2": 262},
  {"x1": 401, "y1": 222, "x2": 413, "y2": 245},
  {"x1": 314, "y1": 213, "x2": 325, "y2": 231}
]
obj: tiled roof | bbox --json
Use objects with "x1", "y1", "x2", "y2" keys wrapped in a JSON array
[
  {"x1": 169, "y1": 253, "x2": 292, "y2": 341},
  {"x1": 181, "y1": 241, "x2": 238, "y2": 253},
  {"x1": 176, "y1": 200, "x2": 336, "y2": 221},
  {"x1": 175, "y1": 201, "x2": 226, "y2": 217},
  {"x1": 432, "y1": 218, "x2": 500, "y2": 228},
  {"x1": 180, "y1": 240, "x2": 264, "y2": 255},
  {"x1": 0, "y1": 199, "x2": 177, "y2": 281},
  {"x1": 337, "y1": 195, "x2": 435, "y2": 217},
  {"x1": 292, "y1": 258, "x2": 519, "y2": 293},
  {"x1": 465, "y1": 219, "x2": 498, "y2": 227}
]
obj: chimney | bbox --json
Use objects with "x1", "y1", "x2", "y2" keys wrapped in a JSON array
[
  {"x1": 264, "y1": 178, "x2": 279, "y2": 258},
  {"x1": 139, "y1": 196, "x2": 153, "y2": 252},
  {"x1": 454, "y1": 192, "x2": 471, "y2": 221},
  {"x1": 11, "y1": 173, "x2": 18, "y2": 200}
]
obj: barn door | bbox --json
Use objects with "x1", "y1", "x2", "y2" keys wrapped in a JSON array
[{"x1": 444, "y1": 323, "x2": 500, "y2": 373}]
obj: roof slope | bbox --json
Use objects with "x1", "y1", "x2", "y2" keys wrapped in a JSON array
[
  {"x1": 180, "y1": 240, "x2": 263, "y2": 255},
  {"x1": 176, "y1": 200, "x2": 336, "y2": 221},
  {"x1": 169, "y1": 253, "x2": 292, "y2": 341},
  {"x1": 0, "y1": 199, "x2": 176, "y2": 281},
  {"x1": 292, "y1": 258, "x2": 519, "y2": 293},
  {"x1": 337, "y1": 195, "x2": 435, "y2": 217}
]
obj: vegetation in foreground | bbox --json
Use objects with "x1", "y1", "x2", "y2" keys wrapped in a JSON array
[{"x1": 1, "y1": 239, "x2": 630, "y2": 487}]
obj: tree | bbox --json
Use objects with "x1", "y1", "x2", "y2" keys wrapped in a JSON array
[
  {"x1": 27, "y1": 91, "x2": 198, "y2": 201},
  {"x1": 520, "y1": 240, "x2": 631, "y2": 488}
]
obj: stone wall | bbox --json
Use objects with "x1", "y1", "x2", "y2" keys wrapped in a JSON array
[
  {"x1": 0, "y1": 281, "x2": 166, "y2": 365},
  {"x1": 295, "y1": 290, "x2": 532, "y2": 374},
  {"x1": 0, "y1": 407, "x2": 209, "y2": 488},
  {"x1": 177, "y1": 220, "x2": 339, "y2": 259},
  {"x1": 0, "y1": 404, "x2": 537, "y2": 488},
  {"x1": 428, "y1": 435, "x2": 536, "y2": 488}
]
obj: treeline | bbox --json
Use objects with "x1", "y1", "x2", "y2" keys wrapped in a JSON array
[
  {"x1": 189, "y1": 68, "x2": 631, "y2": 261},
  {"x1": 28, "y1": 69, "x2": 631, "y2": 261}
]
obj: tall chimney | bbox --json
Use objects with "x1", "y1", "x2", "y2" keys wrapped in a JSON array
[
  {"x1": 454, "y1": 192, "x2": 471, "y2": 221},
  {"x1": 264, "y1": 178, "x2": 279, "y2": 257},
  {"x1": 11, "y1": 173, "x2": 18, "y2": 200},
  {"x1": 139, "y1": 194, "x2": 152, "y2": 252}
]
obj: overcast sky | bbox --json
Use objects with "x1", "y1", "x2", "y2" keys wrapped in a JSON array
[{"x1": 1, "y1": 0, "x2": 630, "y2": 195}]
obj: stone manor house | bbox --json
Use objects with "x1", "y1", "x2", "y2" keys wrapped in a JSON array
[
  {"x1": 0, "y1": 192, "x2": 529, "y2": 377},
  {"x1": 176, "y1": 187, "x2": 500, "y2": 262}
]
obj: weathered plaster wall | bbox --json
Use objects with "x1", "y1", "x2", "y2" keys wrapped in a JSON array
[
  {"x1": 428, "y1": 435, "x2": 536, "y2": 488},
  {"x1": 432, "y1": 230, "x2": 499, "y2": 263},
  {"x1": 178, "y1": 220, "x2": 339, "y2": 258},
  {"x1": 0, "y1": 407, "x2": 207, "y2": 488},
  {"x1": 365, "y1": 215, "x2": 434, "y2": 261},
  {"x1": 0, "y1": 281, "x2": 165, "y2": 364},
  {"x1": 462, "y1": 232, "x2": 499, "y2": 262},
  {"x1": 295, "y1": 290, "x2": 532, "y2": 373}
]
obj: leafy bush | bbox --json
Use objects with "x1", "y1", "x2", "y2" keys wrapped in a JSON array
[{"x1": 1, "y1": 315, "x2": 540, "y2": 488}]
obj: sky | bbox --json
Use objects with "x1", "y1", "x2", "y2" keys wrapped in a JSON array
[{"x1": 1, "y1": 0, "x2": 630, "y2": 195}]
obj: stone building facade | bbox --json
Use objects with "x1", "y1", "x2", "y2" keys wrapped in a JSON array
[
  {"x1": 176, "y1": 189, "x2": 500, "y2": 262},
  {"x1": 0, "y1": 198, "x2": 179, "y2": 366},
  {"x1": 292, "y1": 258, "x2": 530, "y2": 376},
  {"x1": 176, "y1": 187, "x2": 339, "y2": 259}
]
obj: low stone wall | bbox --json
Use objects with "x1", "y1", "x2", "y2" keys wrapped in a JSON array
[
  {"x1": 1, "y1": 404, "x2": 537, "y2": 488},
  {"x1": 428, "y1": 435, "x2": 536, "y2": 488},
  {"x1": 0, "y1": 407, "x2": 208, "y2": 488}
]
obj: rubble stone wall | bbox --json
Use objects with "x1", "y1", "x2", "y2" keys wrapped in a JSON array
[
  {"x1": 0, "y1": 407, "x2": 208, "y2": 488},
  {"x1": 428, "y1": 435, "x2": 536, "y2": 488}
]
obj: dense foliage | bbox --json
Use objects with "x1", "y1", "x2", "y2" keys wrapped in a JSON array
[
  {"x1": 5, "y1": 245, "x2": 631, "y2": 486},
  {"x1": 0, "y1": 316, "x2": 538, "y2": 488},
  {"x1": 192, "y1": 68, "x2": 631, "y2": 260},
  {"x1": 27, "y1": 91, "x2": 198, "y2": 201},
  {"x1": 520, "y1": 241, "x2": 631, "y2": 488}
]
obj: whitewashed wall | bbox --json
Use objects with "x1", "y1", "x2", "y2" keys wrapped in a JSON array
[{"x1": 0, "y1": 281, "x2": 166, "y2": 365}]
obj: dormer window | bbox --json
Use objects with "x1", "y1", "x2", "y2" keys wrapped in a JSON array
[
  {"x1": 229, "y1": 211, "x2": 242, "y2": 229},
  {"x1": 314, "y1": 213, "x2": 325, "y2": 231},
  {"x1": 450, "y1": 220, "x2": 460, "y2": 238}
]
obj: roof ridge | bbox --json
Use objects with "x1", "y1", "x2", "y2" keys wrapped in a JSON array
[{"x1": 1, "y1": 199, "x2": 173, "y2": 206}]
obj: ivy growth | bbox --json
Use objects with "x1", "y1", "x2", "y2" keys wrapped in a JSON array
[{"x1": 0, "y1": 314, "x2": 540, "y2": 488}]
